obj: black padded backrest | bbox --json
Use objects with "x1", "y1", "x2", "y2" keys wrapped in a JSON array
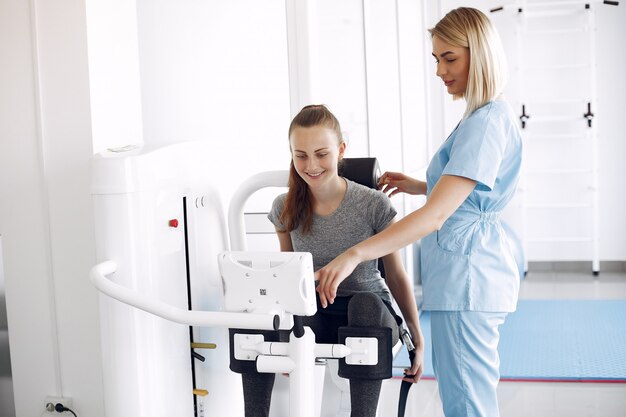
[
  {"x1": 340, "y1": 157, "x2": 386, "y2": 278},
  {"x1": 340, "y1": 157, "x2": 381, "y2": 189}
]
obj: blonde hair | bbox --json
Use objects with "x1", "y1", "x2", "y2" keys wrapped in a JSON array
[{"x1": 429, "y1": 7, "x2": 507, "y2": 117}]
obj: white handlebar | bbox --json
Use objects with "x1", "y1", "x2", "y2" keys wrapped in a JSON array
[
  {"x1": 90, "y1": 261, "x2": 279, "y2": 330},
  {"x1": 228, "y1": 170, "x2": 289, "y2": 251}
]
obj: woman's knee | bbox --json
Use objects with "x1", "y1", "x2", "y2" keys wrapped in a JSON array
[
  {"x1": 347, "y1": 293, "x2": 398, "y2": 342},
  {"x1": 347, "y1": 293, "x2": 385, "y2": 325}
]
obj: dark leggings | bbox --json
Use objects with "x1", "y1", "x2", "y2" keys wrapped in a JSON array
[{"x1": 241, "y1": 292, "x2": 399, "y2": 417}]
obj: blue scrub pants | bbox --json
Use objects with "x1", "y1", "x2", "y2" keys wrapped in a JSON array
[{"x1": 430, "y1": 311, "x2": 507, "y2": 417}]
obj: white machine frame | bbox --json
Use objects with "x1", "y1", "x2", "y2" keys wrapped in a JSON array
[{"x1": 90, "y1": 159, "x2": 382, "y2": 417}]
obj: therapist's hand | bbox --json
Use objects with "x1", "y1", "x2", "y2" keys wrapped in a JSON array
[
  {"x1": 314, "y1": 250, "x2": 360, "y2": 308},
  {"x1": 378, "y1": 171, "x2": 424, "y2": 197}
]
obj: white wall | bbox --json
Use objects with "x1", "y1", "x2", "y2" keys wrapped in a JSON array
[{"x1": 0, "y1": 0, "x2": 103, "y2": 416}]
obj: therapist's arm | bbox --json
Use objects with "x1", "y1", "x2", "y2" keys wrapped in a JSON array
[
  {"x1": 315, "y1": 174, "x2": 477, "y2": 307},
  {"x1": 378, "y1": 171, "x2": 427, "y2": 197}
]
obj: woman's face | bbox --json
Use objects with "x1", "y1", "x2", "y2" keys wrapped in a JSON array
[
  {"x1": 432, "y1": 35, "x2": 470, "y2": 96},
  {"x1": 289, "y1": 125, "x2": 345, "y2": 191}
]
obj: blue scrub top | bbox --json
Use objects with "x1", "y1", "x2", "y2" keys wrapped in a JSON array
[{"x1": 421, "y1": 100, "x2": 523, "y2": 312}]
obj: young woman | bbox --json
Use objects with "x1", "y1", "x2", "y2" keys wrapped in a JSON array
[
  {"x1": 240, "y1": 104, "x2": 424, "y2": 417},
  {"x1": 315, "y1": 8, "x2": 523, "y2": 417}
]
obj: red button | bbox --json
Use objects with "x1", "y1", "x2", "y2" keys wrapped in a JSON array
[{"x1": 169, "y1": 219, "x2": 179, "y2": 228}]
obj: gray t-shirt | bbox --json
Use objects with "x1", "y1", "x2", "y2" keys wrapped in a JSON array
[{"x1": 268, "y1": 179, "x2": 397, "y2": 303}]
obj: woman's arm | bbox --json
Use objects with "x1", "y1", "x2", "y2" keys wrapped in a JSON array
[
  {"x1": 315, "y1": 174, "x2": 477, "y2": 307},
  {"x1": 381, "y1": 247, "x2": 424, "y2": 382},
  {"x1": 275, "y1": 229, "x2": 294, "y2": 252}
]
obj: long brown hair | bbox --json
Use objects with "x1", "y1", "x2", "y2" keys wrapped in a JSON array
[{"x1": 280, "y1": 104, "x2": 344, "y2": 234}]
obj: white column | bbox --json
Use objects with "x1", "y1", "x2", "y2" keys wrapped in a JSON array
[
  {"x1": 85, "y1": 0, "x2": 144, "y2": 153},
  {"x1": 285, "y1": 0, "x2": 321, "y2": 117}
]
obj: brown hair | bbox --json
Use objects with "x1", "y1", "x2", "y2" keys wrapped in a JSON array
[{"x1": 280, "y1": 104, "x2": 344, "y2": 234}]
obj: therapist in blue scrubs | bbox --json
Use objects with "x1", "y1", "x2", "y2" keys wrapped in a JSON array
[{"x1": 315, "y1": 7, "x2": 522, "y2": 417}]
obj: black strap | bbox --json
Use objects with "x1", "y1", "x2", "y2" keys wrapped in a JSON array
[{"x1": 397, "y1": 349, "x2": 416, "y2": 417}]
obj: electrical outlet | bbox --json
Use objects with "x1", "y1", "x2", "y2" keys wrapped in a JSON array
[{"x1": 44, "y1": 396, "x2": 73, "y2": 413}]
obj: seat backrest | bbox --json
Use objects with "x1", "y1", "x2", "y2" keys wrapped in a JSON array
[{"x1": 340, "y1": 157, "x2": 381, "y2": 190}]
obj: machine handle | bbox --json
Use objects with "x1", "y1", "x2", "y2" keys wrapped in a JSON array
[
  {"x1": 228, "y1": 170, "x2": 289, "y2": 251},
  {"x1": 90, "y1": 261, "x2": 279, "y2": 330}
]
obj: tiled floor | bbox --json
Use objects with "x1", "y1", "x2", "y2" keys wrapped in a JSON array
[{"x1": 377, "y1": 270, "x2": 626, "y2": 417}]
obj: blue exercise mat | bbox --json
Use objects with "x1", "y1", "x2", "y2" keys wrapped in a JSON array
[{"x1": 393, "y1": 300, "x2": 626, "y2": 382}]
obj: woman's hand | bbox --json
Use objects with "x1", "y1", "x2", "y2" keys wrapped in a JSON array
[
  {"x1": 378, "y1": 171, "x2": 425, "y2": 197},
  {"x1": 314, "y1": 250, "x2": 360, "y2": 308},
  {"x1": 403, "y1": 337, "x2": 425, "y2": 384}
]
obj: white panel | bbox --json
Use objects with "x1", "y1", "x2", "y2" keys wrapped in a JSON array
[
  {"x1": 246, "y1": 187, "x2": 289, "y2": 213},
  {"x1": 247, "y1": 234, "x2": 281, "y2": 253},
  {"x1": 595, "y1": 4, "x2": 626, "y2": 261},
  {"x1": 286, "y1": 0, "x2": 322, "y2": 114},
  {"x1": 244, "y1": 213, "x2": 277, "y2": 235},
  {"x1": 32, "y1": 0, "x2": 107, "y2": 413},
  {"x1": 136, "y1": 0, "x2": 291, "y2": 179},
  {"x1": 85, "y1": 0, "x2": 144, "y2": 153},
  {"x1": 363, "y1": 0, "x2": 403, "y2": 171},
  {"x1": 316, "y1": 0, "x2": 369, "y2": 157},
  {"x1": 93, "y1": 188, "x2": 193, "y2": 417},
  {"x1": 397, "y1": 0, "x2": 430, "y2": 173},
  {"x1": 186, "y1": 185, "x2": 244, "y2": 417},
  {"x1": 92, "y1": 143, "x2": 236, "y2": 417}
]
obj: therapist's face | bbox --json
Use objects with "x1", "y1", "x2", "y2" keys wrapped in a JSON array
[
  {"x1": 289, "y1": 125, "x2": 345, "y2": 191},
  {"x1": 432, "y1": 35, "x2": 470, "y2": 96}
]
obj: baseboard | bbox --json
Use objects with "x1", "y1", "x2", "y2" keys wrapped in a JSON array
[{"x1": 527, "y1": 261, "x2": 626, "y2": 273}]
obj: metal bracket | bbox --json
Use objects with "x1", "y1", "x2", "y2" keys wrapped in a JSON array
[
  {"x1": 233, "y1": 333, "x2": 265, "y2": 361},
  {"x1": 345, "y1": 337, "x2": 378, "y2": 365}
]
